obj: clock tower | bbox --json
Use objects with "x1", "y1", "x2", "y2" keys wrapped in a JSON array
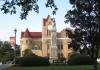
[{"x1": 42, "y1": 15, "x2": 59, "y2": 63}]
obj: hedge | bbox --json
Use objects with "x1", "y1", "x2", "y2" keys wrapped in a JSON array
[
  {"x1": 16, "y1": 56, "x2": 50, "y2": 67},
  {"x1": 67, "y1": 55, "x2": 93, "y2": 65}
]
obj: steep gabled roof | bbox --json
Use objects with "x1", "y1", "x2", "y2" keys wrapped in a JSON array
[
  {"x1": 21, "y1": 28, "x2": 42, "y2": 38},
  {"x1": 21, "y1": 28, "x2": 31, "y2": 38},
  {"x1": 43, "y1": 15, "x2": 50, "y2": 26}
]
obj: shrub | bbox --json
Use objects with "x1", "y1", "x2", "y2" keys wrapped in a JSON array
[
  {"x1": 16, "y1": 57, "x2": 22, "y2": 64},
  {"x1": 67, "y1": 55, "x2": 93, "y2": 65},
  {"x1": 60, "y1": 57, "x2": 66, "y2": 62},
  {"x1": 19, "y1": 56, "x2": 50, "y2": 67},
  {"x1": 69, "y1": 53, "x2": 79, "y2": 58},
  {"x1": 23, "y1": 49, "x2": 37, "y2": 57}
]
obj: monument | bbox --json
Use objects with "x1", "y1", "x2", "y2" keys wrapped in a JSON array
[{"x1": 47, "y1": 18, "x2": 58, "y2": 63}]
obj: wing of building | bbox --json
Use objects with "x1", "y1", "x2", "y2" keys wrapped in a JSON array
[{"x1": 20, "y1": 15, "x2": 73, "y2": 59}]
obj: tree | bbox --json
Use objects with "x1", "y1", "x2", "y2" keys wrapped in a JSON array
[
  {"x1": 0, "y1": 0, "x2": 58, "y2": 20},
  {"x1": 15, "y1": 44, "x2": 20, "y2": 55},
  {"x1": 65, "y1": 0, "x2": 100, "y2": 70},
  {"x1": 0, "y1": 41, "x2": 13, "y2": 63},
  {"x1": 0, "y1": 40, "x2": 20, "y2": 63},
  {"x1": 98, "y1": 50, "x2": 100, "y2": 58},
  {"x1": 66, "y1": 29, "x2": 80, "y2": 51},
  {"x1": 23, "y1": 49, "x2": 37, "y2": 57}
]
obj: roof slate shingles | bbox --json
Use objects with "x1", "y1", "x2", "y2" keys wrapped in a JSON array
[{"x1": 21, "y1": 28, "x2": 42, "y2": 38}]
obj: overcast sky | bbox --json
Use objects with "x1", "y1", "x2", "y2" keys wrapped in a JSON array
[{"x1": 0, "y1": 0, "x2": 72, "y2": 44}]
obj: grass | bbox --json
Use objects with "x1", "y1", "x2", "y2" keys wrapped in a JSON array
[{"x1": 8, "y1": 65, "x2": 100, "y2": 70}]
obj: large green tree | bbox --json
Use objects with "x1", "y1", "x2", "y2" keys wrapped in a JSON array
[
  {"x1": 0, "y1": 0, "x2": 58, "y2": 19},
  {"x1": 0, "y1": 40, "x2": 20, "y2": 63},
  {"x1": 0, "y1": 41, "x2": 13, "y2": 63},
  {"x1": 65, "y1": 0, "x2": 100, "y2": 70}
]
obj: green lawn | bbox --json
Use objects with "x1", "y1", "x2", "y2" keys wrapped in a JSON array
[{"x1": 8, "y1": 65, "x2": 100, "y2": 70}]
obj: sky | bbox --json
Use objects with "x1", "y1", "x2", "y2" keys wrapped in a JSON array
[{"x1": 0, "y1": 0, "x2": 72, "y2": 45}]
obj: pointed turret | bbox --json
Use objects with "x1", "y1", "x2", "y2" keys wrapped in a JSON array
[
  {"x1": 20, "y1": 28, "x2": 32, "y2": 57},
  {"x1": 22, "y1": 28, "x2": 31, "y2": 38}
]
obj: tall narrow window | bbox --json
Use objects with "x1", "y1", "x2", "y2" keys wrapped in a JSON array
[
  {"x1": 58, "y1": 44, "x2": 63, "y2": 50},
  {"x1": 61, "y1": 45, "x2": 63, "y2": 49},
  {"x1": 47, "y1": 43, "x2": 51, "y2": 49},
  {"x1": 61, "y1": 53, "x2": 63, "y2": 57}
]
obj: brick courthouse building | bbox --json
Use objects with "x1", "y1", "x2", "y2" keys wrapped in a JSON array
[{"x1": 20, "y1": 15, "x2": 73, "y2": 59}]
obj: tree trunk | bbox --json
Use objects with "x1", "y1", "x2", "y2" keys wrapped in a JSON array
[
  {"x1": 93, "y1": 45, "x2": 99, "y2": 70},
  {"x1": 93, "y1": 58, "x2": 97, "y2": 70}
]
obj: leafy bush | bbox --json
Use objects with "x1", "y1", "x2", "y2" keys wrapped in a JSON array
[
  {"x1": 16, "y1": 49, "x2": 50, "y2": 67},
  {"x1": 24, "y1": 50, "x2": 37, "y2": 57},
  {"x1": 16, "y1": 57, "x2": 22, "y2": 64},
  {"x1": 19, "y1": 56, "x2": 50, "y2": 67},
  {"x1": 69, "y1": 53, "x2": 80, "y2": 58},
  {"x1": 67, "y1": 55, "x2": 93, "y2": 65},
  {"x1": 0, "y1": 55, "x2": 9, "y2": 64},
  {"x1": 60, "y1": 57, "x2": 66, "y2": 62}
]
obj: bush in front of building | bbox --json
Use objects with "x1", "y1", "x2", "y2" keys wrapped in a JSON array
[
  {"x1": 19, "y1": 56, "x2": 50, "y2": 67},
  {"x1": 15, "y1": 49, "x2": 50, "y2": 67},
  {"x1": 60, "y1": 57, "x2": 66, "y2": 62},
  {"x1": 23, "y1": 49, "x2": 38, "y2": 57},
  {"x1": 67, "y1": 55, "x2": 93, "y2": 65},
  {"x1": 16, "y1": 57, "x2": 22, "y2": 64},
  {"x1": 51, "y1": 59, "x2": 67, "y2": 66}
]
